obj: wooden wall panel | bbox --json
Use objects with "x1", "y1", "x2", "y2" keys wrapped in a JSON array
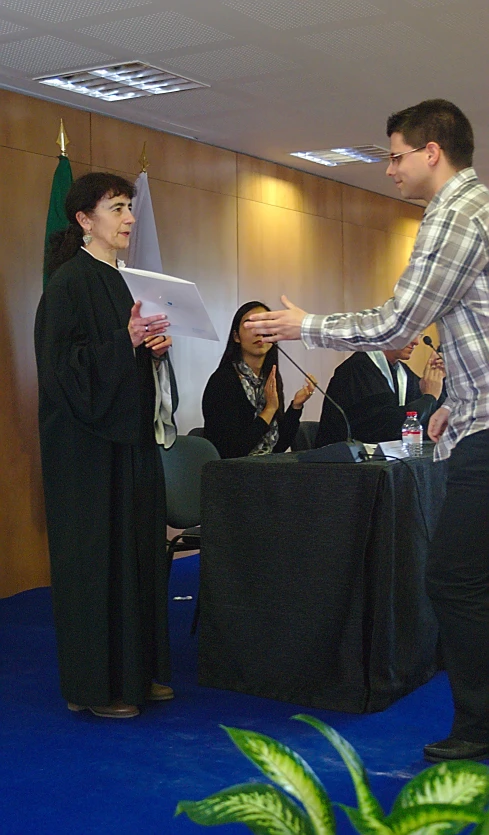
[
  {"x1": 0, "y1": 140, "x2": 88, "y2": 596},
  {"x1": 238, "y1": 155, "x2": 342, "y2": 219},
  {"x1": 341, "y1": 182, "x2": 423, "y2": 235},
  {"x1": 0, "y1": 89, "x2": 90, "y2": 163},
  {"x1": 343, "y1": 224, "x2": 416, "y2": 312},
  {"x1": 342, "y1": 203, "x2": 431, "y2": 378},
  {"x1": 237, "y1": 198, "x2": 344, "y2": 420},
  {"x1": 148, "y1": 178, "x2": 238, "y2": 432},
  {"x1": 90, "y1": 113, "x2": 237, "y2": 196}
]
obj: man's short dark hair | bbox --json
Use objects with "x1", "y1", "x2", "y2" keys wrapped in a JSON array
[{"x1": 386, "y1": 99, "x2": 474, "y2": 170}]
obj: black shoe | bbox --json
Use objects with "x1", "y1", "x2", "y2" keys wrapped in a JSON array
[{"x1": 424, "y1": 737, "x2": 489, "y2": 762}]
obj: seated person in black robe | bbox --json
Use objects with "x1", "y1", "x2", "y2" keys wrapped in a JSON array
[
  {"x1": 35, "y1": 172, "x2": 178, "y2": 719},
  {"x1": 315, "y1": 337, "x2": 445, "y2": 447},
  {"x1": 202, "y1": 300, "x2": 316, "y2": 458}
]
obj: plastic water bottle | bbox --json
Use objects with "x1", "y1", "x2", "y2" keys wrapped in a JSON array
[{"x1": 401, "y1": 411, "x2": 423, "y2": 457}]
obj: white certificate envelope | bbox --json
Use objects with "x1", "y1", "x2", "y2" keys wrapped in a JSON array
[{"x1": 120, "y1": 266, "x2": 219, "y2": 342}]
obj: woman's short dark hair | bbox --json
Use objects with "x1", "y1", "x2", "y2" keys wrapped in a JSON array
[
  {"x1": 386, "y1": 99, "x2": 474, "y2": 170},
  {"x1": 219, "y1": 300, "x2": 285, "y2": 414},
  {"x1": 45, "y1": 172, "x2": 136, "y2": 278}
]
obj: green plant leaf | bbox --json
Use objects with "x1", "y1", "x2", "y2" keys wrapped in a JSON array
[
  {"x1": 292, "y1": 715, "x2": 385, "y2": 825},
  {"x1": 472, "y1": 808, "x2": 489, "y2": 835},
  {"x1": 175, "y1": 782, "x2": 316, "y2": 834},
  {"x1": 222, "y1": 725, "x2": 335, "y2": 835},
  {"x1": 335, "y1": 804, "x2": 393, "y2": 835},
  {"x1": 391, "y1": 761, "x2": 489, "y2": 814},
  {"x1": 385, "y1": 801, "x2": 484, "y2": 835}
]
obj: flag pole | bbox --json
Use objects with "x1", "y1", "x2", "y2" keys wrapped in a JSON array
[
  {"x1": 138, "y1": 141, "x2": 149, "y2": 173},
  {"x1": 57, "y1": 118, "x2": 70, "y2": 157},
  {"x1": 43, "y1": 120, "x2": 73, "y2": 288}
]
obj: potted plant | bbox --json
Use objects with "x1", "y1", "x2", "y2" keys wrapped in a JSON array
[{"x1": 176, "y1": 714, "x2": 489, "y2": 834}]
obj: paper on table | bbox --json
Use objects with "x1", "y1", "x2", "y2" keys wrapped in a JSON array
[
  {"x1": 377, "y1": 440, "x2": 409, "y2": 459},
  {"x1": 120, "y1": 266, "x2": 219, "y2": 342}
]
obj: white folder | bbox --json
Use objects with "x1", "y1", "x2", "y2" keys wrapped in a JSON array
[{"x1": 120, "y1": 266, "x2": 219, "y2": 342}]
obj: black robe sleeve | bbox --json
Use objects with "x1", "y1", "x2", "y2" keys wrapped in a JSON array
[{"x1": 35, "y1": 251, "x2": 142, "y2": 444}]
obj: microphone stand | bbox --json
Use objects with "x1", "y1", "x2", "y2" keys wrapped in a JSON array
[{"x1": 276, "y1": 345, "x2": 364, "y2": 459}]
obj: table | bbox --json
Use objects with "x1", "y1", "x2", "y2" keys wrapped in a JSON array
[{"x1": 197, "y1": 448, "x2": 448, "y2": 713}]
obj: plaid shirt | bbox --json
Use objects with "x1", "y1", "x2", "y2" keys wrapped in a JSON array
[{"x1": 302, "y1": 168, "x2": 489, "y2": 460}]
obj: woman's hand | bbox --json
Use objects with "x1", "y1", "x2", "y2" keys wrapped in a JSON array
[
  {"x1": 145, "y1": 334, "x2": 172, "y2": 358},
  {"x1": 292, "y1": 375, "x2": 317, "y2": 409},
  {"x1": 128, "y1": 300, "x2": 170, "y2": 348},
  {"x1": 259, "y1": 365, "x2": 280, "y2": 423}
]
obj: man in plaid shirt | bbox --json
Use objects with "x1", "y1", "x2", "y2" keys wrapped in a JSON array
[{"x1": 246, "y1": 99, "x2": 489, "y2": 762}]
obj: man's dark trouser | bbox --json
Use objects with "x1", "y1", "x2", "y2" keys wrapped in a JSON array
[{"x1": 426, "y1": 428, "x2": 489, "y2": 742}]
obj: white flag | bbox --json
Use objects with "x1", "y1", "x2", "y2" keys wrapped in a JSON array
[
  {"x1": 126, "y1": 171, "x2": 178, "y2": 448},
  {"x1": 126, "y1": 171, "x2": 163, "y2": 272}
]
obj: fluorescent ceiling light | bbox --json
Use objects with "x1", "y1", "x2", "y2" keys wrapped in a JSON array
[
  {"x1": 35, "y1": 61, "x2": 209, "y2": 102},
  {"x1": 291, "y1": 145, "x2": 390, "y2": 167}
]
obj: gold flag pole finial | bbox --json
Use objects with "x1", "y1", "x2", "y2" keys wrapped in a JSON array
[
  {"x1": 138, "y1": 141, "x2": 149, "y2": 173},
  {"x1": 56, "y1": 118, "x2": 70, "y2": 157}
]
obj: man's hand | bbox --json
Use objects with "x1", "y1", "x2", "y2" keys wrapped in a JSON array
[
  {"x1": 428, "y1": 406, "x2": 450, "y2": 442},
  {"x1": 244, "y1": 295, "x2": 308, "y2": 342},
  {"x1": 419, "y1": 351, "x2": 445, "y2": 399}
]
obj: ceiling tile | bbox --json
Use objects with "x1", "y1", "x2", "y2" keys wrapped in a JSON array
[
  {"x1": 78, "y1": 10, "x2": 234, "y2": 52},
  {"x1": 0, "y1": 0, "x2": 155, "y2": 23},
  {"x1": 0, "y1": 18, "x2": 29, "y2": 35},
  {"x1": 221, "y1": 0, "x2": 383, "y2": 29},
  {"x1": 131, "y1": 86, "x2": 253, "y2": 118},
  {"x1": 167, "y1": 44, "x2": 297, "y2": 81},
  {"x1": 0, "y1": 35, "x2": 113, "y2": 74},
  {"x1": 298, "y1": 21, "x2": 442, "y2": 70}
]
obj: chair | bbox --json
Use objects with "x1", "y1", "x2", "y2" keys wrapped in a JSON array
[
  {"x1": 160, "y1": 435, "x2": 220, "y2": 632},
  {"x1": 187, "y1": 426, "x2": 204, "y2": 437},
  {"x1": 290, "y1": 420, "x2": 319, "y2": 451}
]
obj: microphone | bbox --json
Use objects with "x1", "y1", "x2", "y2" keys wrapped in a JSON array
[
  {"x1": 423, "y1": 335, "x2": 442, "y2": 355},
  {"x1": 275, "y1": 344, "x2": 353, "y2": 442}
]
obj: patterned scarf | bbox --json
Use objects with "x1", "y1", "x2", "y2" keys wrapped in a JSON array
[{"x1": 235, "y1": 360, "x2": 279, "y2": 455}]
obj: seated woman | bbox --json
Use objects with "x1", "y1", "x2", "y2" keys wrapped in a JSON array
[{"x1": 203, "y1": 300, "x2": 315, "y2": 458}]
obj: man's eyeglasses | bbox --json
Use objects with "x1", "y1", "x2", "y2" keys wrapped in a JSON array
[{"x1": 388, "y1": 145, "x2": 427, "y2": 165}]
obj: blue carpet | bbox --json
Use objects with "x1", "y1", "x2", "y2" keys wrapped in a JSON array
[{"x1": 0, "y1": 555, "x2": 454, "y2": 834}]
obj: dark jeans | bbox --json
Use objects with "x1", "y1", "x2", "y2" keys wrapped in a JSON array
[{"x1": 426, "y1": 428, "x2": 489, "y2": 742}]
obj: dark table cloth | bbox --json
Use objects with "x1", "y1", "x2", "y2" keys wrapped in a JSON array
[{"x1": 197, "y1": 447, "x2": 447, "y2": 713}]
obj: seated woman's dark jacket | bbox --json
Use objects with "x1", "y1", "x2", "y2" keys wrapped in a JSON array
[{"x1": 202, "y1": 363, "x2": 302, "y2": 458}]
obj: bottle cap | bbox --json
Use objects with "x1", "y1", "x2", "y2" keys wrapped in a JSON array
[{"x1": 406, "y1": 411, "x2": 418, "y2": 417}]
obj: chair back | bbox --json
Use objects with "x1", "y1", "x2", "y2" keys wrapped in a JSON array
[
  {"x1": 188, "y1": 427, "x2": 205, "y2": 437},
  {"x1": 291, "y1": 420, "x2": 319, "y2": 451},
  {"x1": 160, "y1": 435, "x2": 220, "y2": 529}
]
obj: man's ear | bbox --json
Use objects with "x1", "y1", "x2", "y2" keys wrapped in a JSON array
[
  {"x1": 232, "y1": 330, "x2": 240, "y2": 344},
  {"x1": 426, "y1": 141, "x2": 442, "y2": 167}
]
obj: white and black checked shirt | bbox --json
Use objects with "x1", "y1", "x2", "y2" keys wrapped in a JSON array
[{"x1": 302, "y1": 168, "x2": 489, "y2": 460}]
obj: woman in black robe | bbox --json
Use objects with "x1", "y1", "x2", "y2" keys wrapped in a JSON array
[{"x1": 35, "y1": 172, "x2": 174, "y2": 718}]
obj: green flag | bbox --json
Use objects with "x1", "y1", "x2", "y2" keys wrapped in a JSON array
[{"x1": 43, "y1": 154, "x2": 73, "y2": 288}]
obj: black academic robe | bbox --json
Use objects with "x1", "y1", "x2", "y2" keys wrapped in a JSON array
[
  {"x1": 35, "y1": 249, "x2": 170, "y2": 705},
  {"x1": 315, "y1": 351, "x2": 443, "y2": 447}
]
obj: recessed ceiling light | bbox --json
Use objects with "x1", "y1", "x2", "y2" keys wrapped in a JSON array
[
  {"x1": 291, "y1": 145, "x2": 390, "y2": 167},
  {"x1": 35, "y1": 61, "x2": 209, "y2": 102}
]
